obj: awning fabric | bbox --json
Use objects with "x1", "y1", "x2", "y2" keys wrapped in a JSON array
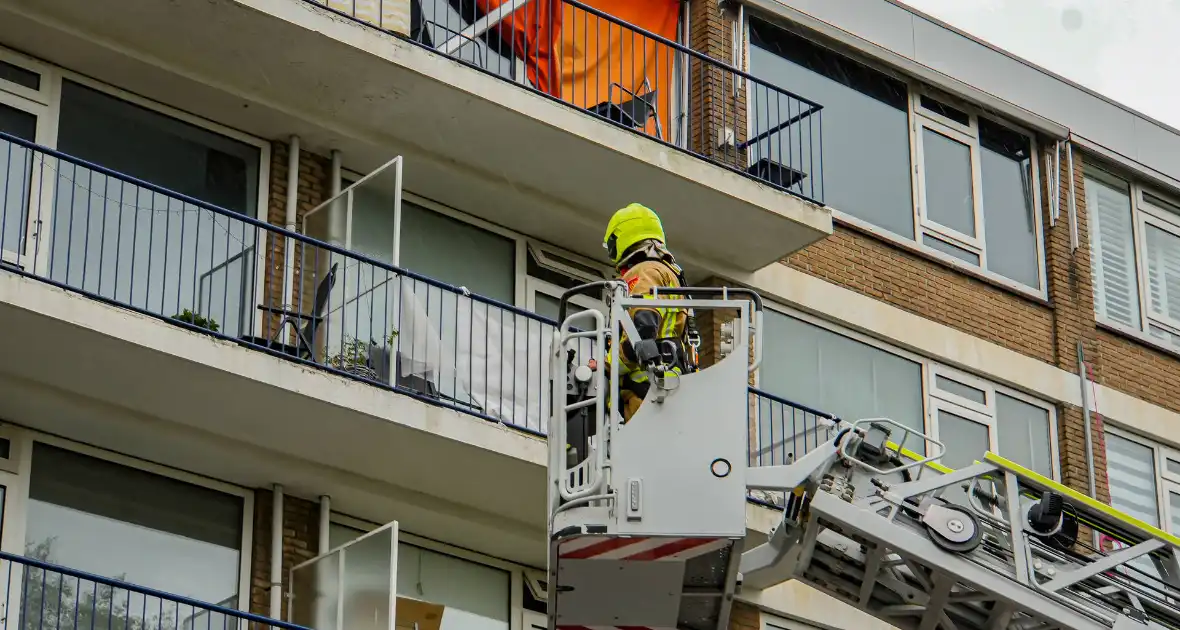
[{"x1": 476, "y1": 0, "x2": 681, "y2": 138}]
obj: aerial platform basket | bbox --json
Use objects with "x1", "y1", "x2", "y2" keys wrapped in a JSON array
[{"x1": 546, "y1": 282, "x2": 764, "y2": 630}]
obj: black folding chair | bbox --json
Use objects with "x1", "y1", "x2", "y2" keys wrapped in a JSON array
[{"x1": 242, "y1": 262, "x2": 338, "y2": 362}]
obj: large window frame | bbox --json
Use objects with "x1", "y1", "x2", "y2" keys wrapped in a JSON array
[
  {"x1": 330, "y1": 511, "x2": 532, "y2": 630},
  {"x1": 759, "y1": 301, "x2": 1061, "y2": 479},
  {"x1": 742, "y1": 17, "x2": 1048, "y2": 299},
  {"x1": 0, "y1": 45, "x2": 272, "y2": 335},
  {"x1": 2, "y1": 426, "x2": 254, "y2": 610},
  {"x1": 1088, "y1": 163, "x2": 1180, "y2": 353}
]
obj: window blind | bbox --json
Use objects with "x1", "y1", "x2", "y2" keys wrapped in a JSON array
[{"x1": 1087, "y1": 174, "x2": 1140, "y2": 329}]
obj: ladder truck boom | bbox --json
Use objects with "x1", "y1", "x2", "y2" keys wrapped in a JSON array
[{"x1": 546, "y1": 283, "x2": 1180, "y2": 630}]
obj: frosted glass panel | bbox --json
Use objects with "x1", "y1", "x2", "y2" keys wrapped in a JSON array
[
  {"x1": 292, "y1": 550, "x2": 342, "y2": 630},
  {"x1": 325, "y1": 525, "x2": 510, "y2": 630},
  {"x1": 343, "y1": 530, "x2": 395, "y2": 630},
  {"x1": 937, "y1": 410, "x2": 989, "y2": 470},
  {"x1": 995, "y1": 394, "x2": 1052, "y2": 477},
  {"x1": 399, "y1": 202, "x2": 515, "y2": 304},
  {"x1": 760, "y1": 311, "x2": 923, "y2": 459},
  {"x1": 935, "y1": 375, "x2": 986, "y2": 405}
]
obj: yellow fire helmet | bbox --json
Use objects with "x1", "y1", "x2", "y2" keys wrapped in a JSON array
[{"x1": 604, "y1": 203, "x2": 666, "y2": 265}]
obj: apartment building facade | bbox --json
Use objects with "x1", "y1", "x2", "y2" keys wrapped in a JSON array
[{"x1": 0, "y1": 1, "x2": 1176, "y2": 630}]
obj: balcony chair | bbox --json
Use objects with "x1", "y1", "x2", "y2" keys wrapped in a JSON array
[
  {"x1": 746, "y1": 158, "x2": 807, "y2": 189},
  {"x1": 241, "y1": 262, "x2": 338, "y2": 362},
  {"x1": 589, "y1": 79, "x2": 664, "y2": 140}
]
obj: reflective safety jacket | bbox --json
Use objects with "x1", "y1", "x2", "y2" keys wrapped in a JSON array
[{"x1": 608, "y1": 257, "x2": 687, "y2": 381}]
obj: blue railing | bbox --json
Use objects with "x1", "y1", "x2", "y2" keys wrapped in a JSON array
[
  {"x1": 0, "y1": 550, "x2": 303, "y2": 630},
  {"x1": 0, "y1": 130, "x2": 558, "y2": 436},
  {"x1": 747, "y1": 387, "x2": 839, "y2": 508},
  {"x1": 0, "y1": 131, "x2": 837, "y2": 471},
  {"x1": 306, "y1": 0, "x2": 826, "y2": 204}
]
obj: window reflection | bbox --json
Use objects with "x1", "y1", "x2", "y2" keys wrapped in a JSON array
[{"x1": 24, "y1": 443, "x2": 243, "y2": 627}]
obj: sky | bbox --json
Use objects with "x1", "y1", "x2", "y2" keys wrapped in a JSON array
[{"x1": 896, "y1": 0, "x2": 1180, "y2": 129}]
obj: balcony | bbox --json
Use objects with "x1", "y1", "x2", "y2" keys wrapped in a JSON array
[
  {"x1": 0, "y1": 0, "x2": 831, "y2": 272},
  {"x1": 0, "y1": 550, "x2": 294, "y2": 630},
  {"x1": 0, "y1": 132, "x2": 838, "y2": 562}
]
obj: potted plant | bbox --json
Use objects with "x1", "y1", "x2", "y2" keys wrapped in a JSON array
[
  {"x1": 171, "y1": 309, "x2": 220, "y2": 333},
  {"x1": 328, "y1": 330, "x2": 398, "y2": 378}
]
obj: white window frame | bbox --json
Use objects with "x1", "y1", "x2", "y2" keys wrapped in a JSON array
[
  {"x1": 5, "y1": 426, "x2": 254, "y2": 611},
  {"x1": 330, "y1": 512, "x2": 529, "y2": 630},
  {"x1": 0, "y1": 45, "x2": 273, "y2": 334},
  {"x1": 912, "y1": 103, "x2": 987, "y2": 259},
  {"x1": 335, "y1": 169, "x2": 612, "y2": 316},
  {"x1": 740, "y1": 18, "x2": 1048, "y2": 299},
  {"x1": 763, "y1": 301, "x2": 1060, "y2": 479},
  {"x1": 1104, "y1": 426, "x2": 1180, "y2": 535},
  {"x1": 1089, "y1": 164, "x2": 1180, "y2": 353}
]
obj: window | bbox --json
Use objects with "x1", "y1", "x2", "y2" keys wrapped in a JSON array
[
  {"x1": 48, "y1": 79, "x2": 263, "y2": 337},
  {"x1": 746, "y1": 18, "x2": 1044, "y2": 292},
  {"x1": 25, "y1": 443, "x2": 245, "y2": 608},
  {"x1": 1088, "y1": 167, "x2": 1180, "y2": 351},
  {"x1": 747, "y1": 18, "x2": 914, "y2": 239},
  {"x1": 1106, "y1": 431, "x2": 1161, "y2": 528},
  {"x1": 759, "y1": 307, "x2": 1057, "y2": 474},
  {"x1": 0, "y1": 59, "x2": 39, "y2": 91},
  {"x1": 760, "y1": 309, "x2": 924, "y2": 437},
  {"x1": 929, "y1": 368, "x2": 1054, "y2": 477},
  {"x1": 913, "y1": 93, "x2": 1042, "y2": 289},
  {"x1": 328, "y1": 522, "x2": 511, "y2": 630}
]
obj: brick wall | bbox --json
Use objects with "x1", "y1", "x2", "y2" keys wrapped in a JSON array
[
  {"x1": 261, "y1": 141, "x2": 332, "y2": 343},
  {"x1": 249, "y1": 490, "x2": 321, "y2": 619},
  {"x1": 1038, "y1": 147, "x2": 1111, "y2": 500},
  {"x1": 686, "y1": 0, "x2": 747, "y2": 170},
  {"x1": 729, "y1": 601, "x2": 761, "y2": 630},
  {"x1": 785, "y1": 226, "x2": 1057, "y2": 364}
]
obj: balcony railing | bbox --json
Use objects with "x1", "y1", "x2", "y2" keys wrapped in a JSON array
[
  {"x1": 748, "y1": 387, "x2": 839, "y2": 508},
  {"x1": 0, "y1": 550, "x2": 301, "y2": 630},
  {"x1": 0, "y1": 131, "x2": 837, "y2": 483},
  {"x1": 307, "y1": 0, "x2": 826, "y2": 204}
]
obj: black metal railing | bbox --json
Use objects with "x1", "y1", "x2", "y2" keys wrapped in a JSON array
[
  {"x1": 747, "y1": 387, "x2": 839, "y2": 508},
  {"x1": 0, "y1": 131, "x2": 558, "y2": 436},
  {"x1": 0, "y1": 550, "x2": 302, "y2": 630},
  {"x1": 309, "y1": 0, "x2": 825, "y2": 204},
  {"x1": 0, "y1": 131, "x2": 838, "y2": 463}
]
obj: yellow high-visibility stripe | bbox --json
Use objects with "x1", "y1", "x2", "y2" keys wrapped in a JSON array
[{"x1": 984, "y1": 452, "x2": 1180, "y2": 549}]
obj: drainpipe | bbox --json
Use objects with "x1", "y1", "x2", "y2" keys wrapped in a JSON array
[
  {"x1": 281, "y1": 136, "x2": 301, "y2": 307},
  {"x1": 318, "y1": 495, "x2": 331, "y2": 554},
  {"x1": 1077, "y1": 342, "x2": 1098, "y2": 500},
  {"x1": 269, "y1": 484, "x2": 284, "y2": 620},
  {"x1": 328, "y1": 150, "x2": 345, "y2": 247}
]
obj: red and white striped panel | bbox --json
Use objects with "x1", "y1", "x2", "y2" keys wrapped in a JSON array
[{"x1": 557, "y1": 536, "x2": 729, "y2": 562}]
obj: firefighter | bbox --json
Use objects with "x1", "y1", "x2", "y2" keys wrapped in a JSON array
[{"x1": 603, "y1": 203, "x2": 700, "y2": 422}]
